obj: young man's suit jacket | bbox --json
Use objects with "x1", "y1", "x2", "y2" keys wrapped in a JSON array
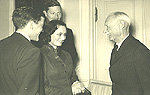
[
  {"x1": 0, "y1": 32, "x2": 41, "y2": 95},
  {"x1": 110, "y1": 35, "x2": 150, "y2": 95}
]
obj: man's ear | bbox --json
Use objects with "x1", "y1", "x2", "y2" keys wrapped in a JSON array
[
  {"x1": 28, "y1": 21, "x2": 34, "y2": 30},
  {"x1": 43, "y1": 11, "x2": 47, "y2": 17},
  {"x1": 119, "y1": 20, "x2": 125, "y2": 29}
]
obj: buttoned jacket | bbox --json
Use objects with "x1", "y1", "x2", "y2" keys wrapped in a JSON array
[
  {"x1": 40, "y1": 44, "x2": 78, "y2": 95},
  {"x1": 110, "y1": 35, "x2": 150, "y2": 95}
]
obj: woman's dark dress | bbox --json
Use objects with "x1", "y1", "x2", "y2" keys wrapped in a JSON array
[{"x1": 40, "y1": 44, "x2": 78, "y2": 95}]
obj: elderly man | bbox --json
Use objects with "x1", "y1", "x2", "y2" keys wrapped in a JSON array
[
  {"x1": 104, "y1": 12, "x2": 150, "y2": 95},
  {"x1": 0, "y1": 7, "x2": 44, "y2": 95}
]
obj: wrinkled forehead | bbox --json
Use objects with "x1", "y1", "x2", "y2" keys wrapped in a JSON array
[{"x1": 105, "y1": 16, "x2": 119, "y2": 26}]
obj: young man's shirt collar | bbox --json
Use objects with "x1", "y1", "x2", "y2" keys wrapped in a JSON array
[{"x1": 16, "y1": 31, "x2": 30, "y2": 41}]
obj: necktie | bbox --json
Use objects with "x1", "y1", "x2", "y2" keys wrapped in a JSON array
[
  {"x1": 54, "y1": 49, "x2": 58, "y2": 55},
  {"x1": 114, "y1": 44, "x2": 118, "y2": 52},
  {"x1": 110, "y1": 44, "x2": 118, "y2": 65}
]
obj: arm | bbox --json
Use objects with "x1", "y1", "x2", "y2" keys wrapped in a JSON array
[
  {"x1": 134, "y1": 47, "x2": 150, "y2": 95},
  {"x1": 71, "y1": 69, "x2": 79, "y2": 84},
  {"x1": 17, "y1": 48, "x2": 41, "y2": 95},
  {"x1": 71, "y1": 63, "x2": 85, "y2": 94}
]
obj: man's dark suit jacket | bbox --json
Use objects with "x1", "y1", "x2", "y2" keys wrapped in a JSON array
[
  {"x1": 0, "y1": 32, "x2": 41, "y2": 95},
  {"x1": 110, "y1": 35, "x2": 150, "y2": 95}
]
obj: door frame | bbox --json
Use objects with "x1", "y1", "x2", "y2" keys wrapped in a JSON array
[
  {"x1": 78, "y1": 0, "x2": 96, "y2": 86},
  {"x1": 9, "y1": 0, "x2": 15, "y2": 35}
]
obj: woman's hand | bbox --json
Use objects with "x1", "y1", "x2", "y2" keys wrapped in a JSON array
[{"x1": 72, "y1": 81, "x2": 85, "y2": 95}]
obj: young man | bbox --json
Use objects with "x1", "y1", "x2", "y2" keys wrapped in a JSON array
[
  {"x1": 104, "y1": 12, "x2": 150, "y2": 95},
  {"x1": 0, "y1": 7, "x2": 44, "y2": 95}
]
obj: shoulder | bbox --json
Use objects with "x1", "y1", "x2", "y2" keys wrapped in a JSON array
[
  {"x1": 66, "y1": 28, "x2": 73, "y2": 35},
  {"x1": 1, "y1": 33, "x2": 37, "y2": 52},
  {"x1": 125, "y1": 35, "x2": 147, "y2": 50},
  {"x1": 67, "y1": 28, "x2": 73, "y2": 32},
  {"x1": 120, "y1": 35, "x2": 149, "y2": 56},
  {"x1": 60, "y1": 49, "x2": 72, "y2": 59},
  {"x1": 61, "y1": 49, "x2": 70, "y2": 55},
  {"x1": 128, "y1": 36, "x2": 150, "y2": 56},
  {"x1": 131, "y1": 36, "x2": 148, "y2": 50},
  {"x1": 60, "y1": 49, "x2": 73, "y2": 65},
  {"x1": 40, "y1": 45, "x2": 50, "y2": 54}
]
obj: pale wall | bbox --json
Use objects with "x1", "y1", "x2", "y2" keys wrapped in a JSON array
[
  {"x1": 0, "y1": 0, "x2": 9, "y2": 40},
  {"x1": 59, "y1": 0, "x2": 80, "y2": 54},
  {"x1": 59, "y1": 0, "x2": 91, "y2": 87},
  {"x1": 144, "y1": 0, "x2": 150, "y2": 49}
]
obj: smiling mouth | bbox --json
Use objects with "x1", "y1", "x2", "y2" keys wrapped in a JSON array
[{"x1": 60, "y1": 41, "x2": 64, "y2": 43}]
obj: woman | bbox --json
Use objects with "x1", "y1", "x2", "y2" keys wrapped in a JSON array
[{"x1": 40, "y1": 20, "x2": 85, "y2": 95}]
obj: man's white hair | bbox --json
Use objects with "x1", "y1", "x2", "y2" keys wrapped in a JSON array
[{"x1": 106, "y1": 12, "x2": 131, "y2": 26}]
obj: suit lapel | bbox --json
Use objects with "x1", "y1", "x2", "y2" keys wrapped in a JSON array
[
  {"x1": 110, "y1": 35, "x2": 133, "y2": 66},
  {"x1": 112, "y1": 50, "x2": 124, "y2": 64}
]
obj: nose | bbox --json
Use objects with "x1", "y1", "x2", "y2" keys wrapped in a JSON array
[
  {"x1": 61, "y1": 35, "x2": 66, "y2": 41},
  {"x1": 54, "y1": 15, "x2": 58, "y2": 20},
  {"x1": 54, "y1": 13, "x2": 61, "y2": 20},
  {"x1": 41, "y1": 30, "x2": 44, "y2": 32},
  {"x1": 103, "y1": 29, "x2": 110, "y2": 36},
  {"x1": 103, "y1": 28, "x2": 107, "y2": 34}
]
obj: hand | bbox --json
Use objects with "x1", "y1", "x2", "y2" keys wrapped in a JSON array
[{"x1": 72, "y1": 81, "x2": 85, "y2": 95}]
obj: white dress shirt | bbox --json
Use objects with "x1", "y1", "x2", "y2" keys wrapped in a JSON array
[
  {"x1": 16, "y1": 31, "x2": 30, "y2": 41},
  {"x1": 116, "y1": 34, "x2": 129, "y2": 51}
]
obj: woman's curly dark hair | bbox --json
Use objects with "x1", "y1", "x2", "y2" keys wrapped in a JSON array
[{"x1": 39, "y1": 20, "x2": 67, "y2": 45}]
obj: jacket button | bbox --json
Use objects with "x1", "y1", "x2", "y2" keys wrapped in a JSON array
[
  {"x1": 55, "y1": 56, "x2": 59, "y2": 59},
  {"x1": 24, "y1": 88, "x2": 27, "y2": 90}
]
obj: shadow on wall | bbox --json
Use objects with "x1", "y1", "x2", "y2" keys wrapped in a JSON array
[{"x1": 129, "y1": 24, "x2": 136, "y2": 36}]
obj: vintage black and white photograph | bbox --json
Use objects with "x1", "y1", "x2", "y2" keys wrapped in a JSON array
[{"x1": 0, "y1": 0, "x2": 150, "y2": 95}]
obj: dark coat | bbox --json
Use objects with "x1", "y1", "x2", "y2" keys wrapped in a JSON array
[
  {"x1": 61, "y1": 28, "x2": 78, "y2": 67},
  {"x1": 110, "y1": 35, "x2": 150, "y2": 95},
  {"x1": 0, "y1": 32, "x2": 41, "y2": 95},
  {"x1": 40, "y1": 44, "x2": 78, "y2": 95}
]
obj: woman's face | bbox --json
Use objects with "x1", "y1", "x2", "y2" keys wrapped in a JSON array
[{"x1": 50, "y1": 25, "x2": 67, "y2": 47}]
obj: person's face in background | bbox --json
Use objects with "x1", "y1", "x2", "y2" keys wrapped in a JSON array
[
  {"x1": 104, "y1": 18, "x2": 120, "y2": 42},
  {"x1": 30, "y1": 17, "x2": 45, "y2": 41},
  {"x1": 50, "y1": 25, "x2": 67, "y2": 47},
  {"x1": 43, "y1": 6, "x2": 62, "y2": 21}
]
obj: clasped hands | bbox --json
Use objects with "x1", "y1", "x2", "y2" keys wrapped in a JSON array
[{"x1": 72, "y1": 81, "x2": 85, "y2": 95}]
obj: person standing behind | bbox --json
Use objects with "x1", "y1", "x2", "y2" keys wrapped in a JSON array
[
  {"x1": 104, "y1": 12, "x2": 150, "y2": 95},
  {"x1": 0, "y1": 7, "x2": 45, "y2": 95},
  {"x1": 32, "y1": 0, "x2": 78, "y2": 67}
]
